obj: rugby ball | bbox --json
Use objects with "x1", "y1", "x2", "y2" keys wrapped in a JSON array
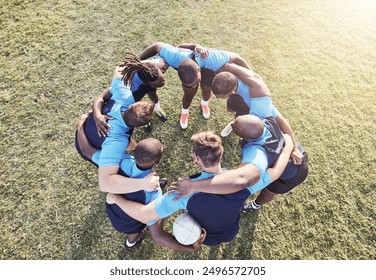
[{"x1": 173, "y1": 212, "x2": 202, "y2": 245}]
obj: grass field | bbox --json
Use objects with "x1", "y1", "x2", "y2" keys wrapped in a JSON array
[{"x1": 1, "y1": 0, "x2": 375, "y2": 260}]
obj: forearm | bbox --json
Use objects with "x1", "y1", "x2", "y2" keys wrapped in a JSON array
[
  {"x1": 177, "y1": 43, "x2": 198, "y2": 50},
  {"x1": 92, "y1": 88, "x2": 111, "y2": 117},
  {"x1": 275, "y1": 114, "x2": 299, "y2": 149},
  {"x1": 267, "y1": 144, "x2": 293, "y2": 182},
  {"x1": 139, "y1": 42, "x2": 163, "y2": 60},
  {"x1": 228, "y1": 52, "x2": 252, "y2": 69},
  {"x1": 113, "y1": 196, "x2": 158, "y2": 224},
  {"x1": 191, "y1": 164, "x2": 260, "y2": 194},
  {"x1": 99, "y1": 168, "x2": 154, "y2": 194}
]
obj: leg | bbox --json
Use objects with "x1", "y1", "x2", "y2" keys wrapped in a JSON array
[
  {"x1": 255, "y1": 188, "x2": 276, "y2": 205},
  {"x1": 180, "y1": 85, "x2": 199, "y2": 129},
  {"x1": 148, "y1": 90, "x2": 167, "y2": 122}
]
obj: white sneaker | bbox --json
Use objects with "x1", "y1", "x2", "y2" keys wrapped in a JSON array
[{"x1": 220, "y1": 121, "x2": 234, "y2": 137}]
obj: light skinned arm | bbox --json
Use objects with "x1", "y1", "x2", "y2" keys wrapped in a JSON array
[
  {"x1": 274, "y1": 113, "x2": 303, "y2": 165},
  {"x1": 167, "y1": 163, "x2": 261, "y2": 200},
  {"x1": 98, "y1": 166, "x2": 160, "y2": 194},
  {"x1": 139, "y1": 42, "x2": 164, "y2": 60},
  {"x1": 92, "y1": 88, "x2": 113, "y2": 137},
  {"x1": 221, "y1": 63, "x2": 271, "y2": 97},
  {"x1": 106, "y1": 194, "x2": 206, "y2": 252}
]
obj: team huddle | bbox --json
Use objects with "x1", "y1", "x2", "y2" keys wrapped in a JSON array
[{"x1": 75, "y1": 42, "x2": 309, "y2": 252}]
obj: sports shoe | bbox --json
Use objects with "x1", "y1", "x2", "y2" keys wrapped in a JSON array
[
  {"x1": 180, "y1": 113, "x2": 188, "y2": 129},
  {"x1": 201, "y1": 103, "x2": 210, "y2": 119},
  {"x1": 241, "y1": 199, "x2": 261, "y2": 213},
  {"x1": 220, "y1": 121, "x2": 234, "y2": 137},
  {"x1": 124, "y1": 228, "x2": 148, "y2": 249},
  {"x1": 143, "y1": 122, "x2": 152, "y2": 133},
  {"x1": 155, "y1": 108, "x2": 167, "y2": 122}
]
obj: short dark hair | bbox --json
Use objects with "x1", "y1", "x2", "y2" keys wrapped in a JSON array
[
  {"x1": 135, "y1": 138, "x2": 164, "y2": 169},
  {"x1": 212, "y1": 72, "x2": 237, "y2": 96},
  {"x1": 123, "y1": 101, "x2": 154, "y2": 127},
  {"x1": 191, "y1": 131, "x2": 223, "y2": 168},
  {"x1": 178, "y1": 58, "x2": 199, "y2": 85}
]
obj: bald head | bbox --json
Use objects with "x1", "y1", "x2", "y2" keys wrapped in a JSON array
[{"x1": 233, "y1": 115, "x2": 264, "y2": 140}]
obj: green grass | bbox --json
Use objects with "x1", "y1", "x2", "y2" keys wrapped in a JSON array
[{"x1": 1, "y1": 0, "x2": 375, "y2": 260}]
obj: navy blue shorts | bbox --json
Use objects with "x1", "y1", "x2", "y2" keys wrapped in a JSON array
[{"x1": 267, "y1": 152, "x2": 309, "y2": 194}]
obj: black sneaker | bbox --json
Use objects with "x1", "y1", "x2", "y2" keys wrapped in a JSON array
[
  {"x1": 143, "y1": 122, "x2": 152, "y2": 132},
  {"x1": 155, "y1": 109, "x2": 167, "y2": 122},
  {"x1": 241, "y1": 200, "x2": 261, "y2": 213},
  {"x1": 123, "y1": 228, "x2": 148, "y2": 250}
]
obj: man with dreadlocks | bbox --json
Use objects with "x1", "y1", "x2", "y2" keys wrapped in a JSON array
[
  {"x1": 92, "y1": 50, "x2": 168, "y2": 137},
  {"x1": 138, "y1": 42, "x2": 251, "y2": 129}
]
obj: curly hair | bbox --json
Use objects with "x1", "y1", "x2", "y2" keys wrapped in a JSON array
[{"x1": 118, "y1": 49, "x2": 159, "y2": 88}]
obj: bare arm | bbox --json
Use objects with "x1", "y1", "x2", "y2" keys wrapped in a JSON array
[
  {"x1": 167, "y1": 163, "x2": 261, "y2": 200},
  {"x1": 106, "y1": 193, "x2": 158, "y2": 223},
  {"x1": 221, "y1": 63, "x2": 271, "y2": 97},
  {"x1": 92, "y1": 88, "x2": 114, "y2": 137},
  {"x1": 274, "y1": 113, "x2": 303, "y2": 165},
  {"x1": 149, "y1": 220, "x2": 206, "y2": 252},
  {"x1": 139, "y1": 42, "x2": 164, "y2": 60},
  {"x1": 226, "y1": 51, "x2": 252, "y2": 69},
  {"x1": 98, "y1": 166, "x2": 160, "y2": 194},
  {"x1": 266, "y1": 134, "x2": 294, "y2": 181}
]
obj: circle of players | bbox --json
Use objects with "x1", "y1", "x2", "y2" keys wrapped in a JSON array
[{"x1": 75, "y1": 42, "x2": 309, "y2": 251}]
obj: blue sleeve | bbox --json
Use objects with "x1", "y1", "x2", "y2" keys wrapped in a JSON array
[
  {"x1": 241, "y1": 144, "x2": 268, "y2": 171},
  {"x1": 195, "y1": 49, "x2": 230, "y2": 71},
  {"x1": 109, "y1": 78, "x2": 135, "y2": 105},
  {"x1": 159, "y1": 44, "x2": 183, "y2": 69},
  {"x1": 153, "y1": 193, "x2": 190, "y2": 218},
  {"x1": 247, "y1": 168, "x2": 271, "y2": 194},
  {"x1": 146, "y1": 188, "x2": 163, "y2": 226},
  {"x1": 98, "y1": 135, "x2": 129, "y2": 167}
]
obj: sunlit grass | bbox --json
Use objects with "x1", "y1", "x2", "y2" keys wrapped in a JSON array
[{"x1": 1, "y1": 0, "x2": 375, "y2": 260}]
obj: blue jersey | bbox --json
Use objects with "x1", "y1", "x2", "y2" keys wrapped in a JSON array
[
  {"x1": 98, "y1": 78, "x2": 134, "y2": 167},
  {"x1": 160, "y1": 44, "x2": 230, "y2": 71},
  {"x1": 195, "y1": 48, "x2": 230, "y2": 71},
  {"x1": 154, "y1": 170, "x2": 271, "y2": 246},
  {"x1": 92, "y1": 151, "x2": 162, "y2": 233},
  {"x1": 235, "y1": 78, "x2": 279, "y2": 119},
  {"x1": 159, "y1": 44, "x2": 194, "y2": 69}
]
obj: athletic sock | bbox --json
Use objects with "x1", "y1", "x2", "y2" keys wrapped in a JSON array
[
  {"x1": 251, "y1": 199, "x2": 261, "y2": 209},
  {"x1": 154, "y1": 102, "x2": 161, "y2": 112},
  {"x1": 201, "y1": 99, "x2": 209, "y2": 106},
  {"x1": 181, "y1": 108, "x2": 189, "y2": 114},
  {"x1": 126, "y1": 239, "x2": 137, "y2": 247}
]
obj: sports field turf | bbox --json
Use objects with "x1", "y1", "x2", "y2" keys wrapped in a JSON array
[{"x1": 1, "y1": 0, "x2": 375, "y2": 260}]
